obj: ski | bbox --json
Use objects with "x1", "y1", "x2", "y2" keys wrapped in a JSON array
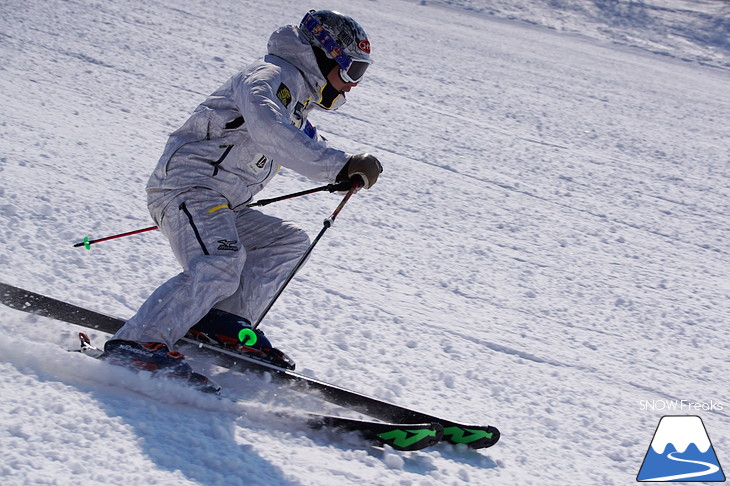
[
  {"x1": 305, "y1": 415, "x2": 443, "y2": 451},
  {"x1": 0, "y1": 282, "x2": 500, "y2": 449},
  {"x1": 74, "y1": 332, "x2": 443, "y2": 451}
]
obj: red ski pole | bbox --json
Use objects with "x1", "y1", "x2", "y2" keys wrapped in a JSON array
[
  {"x1": 252, "y1": 182, "x2": 360, "y2": 330},
  {"x1": 73, "y1": 226, "x2": 158, "y2": 249},
  {"x1": 72, "y1": 182, "x2": 353, "y2": 249}
]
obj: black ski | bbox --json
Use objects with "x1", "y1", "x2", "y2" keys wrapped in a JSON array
[
  {"x1": 305, "y1": 414, "x2": 443, "y2": 451},
  {"x1": 74, "y1": 332, "x2": 443, "y2": 451},
  {"x1": 0, "y1": 282, "x2": 500, "y2": 449}
]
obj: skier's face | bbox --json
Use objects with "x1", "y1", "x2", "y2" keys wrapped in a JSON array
[{"x1": 327, "y1": 65, "x2": 358, "y2": 93}]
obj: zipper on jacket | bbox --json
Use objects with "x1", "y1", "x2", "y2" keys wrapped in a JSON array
[{"x1": 212, "y1": 144, "x2": 234, "y2": 176}]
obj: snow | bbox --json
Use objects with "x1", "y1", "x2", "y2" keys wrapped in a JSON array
[{"x1": 1, "y1": 0, "x2": 728, "y2": 484}]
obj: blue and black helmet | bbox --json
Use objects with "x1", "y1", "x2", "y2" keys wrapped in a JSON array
[{"x1": 299, "y1": 10, "x2": 372, "y2": 83}]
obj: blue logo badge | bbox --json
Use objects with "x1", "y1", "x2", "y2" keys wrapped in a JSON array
[{"x1": 637, "y1": 415, "x2": 725, "y2": 482}]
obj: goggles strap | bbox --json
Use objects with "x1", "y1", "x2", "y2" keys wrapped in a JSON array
[{"x1": 302, "y1": 12, "x2": 353, "y2": 72}]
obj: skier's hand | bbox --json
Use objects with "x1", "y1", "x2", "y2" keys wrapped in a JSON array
[{"x1": 338, "y1": 153, "x2": 383, "y2": 190}]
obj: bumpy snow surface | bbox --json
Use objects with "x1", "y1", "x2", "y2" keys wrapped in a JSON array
[{"x1": 1, "y1": 1, "x2": 728, "y2": 484}]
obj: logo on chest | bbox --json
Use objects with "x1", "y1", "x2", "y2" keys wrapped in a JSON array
[
  {"x1": 276, "y1": 83, "x2": 292, "y2": 107},
  {"x1": 247, "y1": 153, "x2": 269, "y2": 174}
]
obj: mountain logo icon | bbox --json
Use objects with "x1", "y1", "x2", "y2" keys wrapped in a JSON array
[{"x1": 637, "y1": 415, "x2": 725, "y2": 482}]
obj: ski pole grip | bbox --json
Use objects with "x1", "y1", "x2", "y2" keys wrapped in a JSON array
[{"x1": 328, "y1": 180, "x2": 356, "y2": 192}]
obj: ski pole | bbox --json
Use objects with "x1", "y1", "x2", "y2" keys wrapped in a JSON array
[
  {"x1": 73, "y1": 226, "x2": 159, "y2": 249},
  {"x1": 249, "y1": 180, "x2": 352, "y2": 208},
  {"x1": 252, "y1": 182, "x2": 360, "y2": 330},
  {"x1": 73, "y1": 182, "x2": 354, "y2": 249}
]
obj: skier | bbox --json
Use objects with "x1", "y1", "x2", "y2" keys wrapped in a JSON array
[{"x1": 101, "y1": 10, "x2": 382, "y2": 391}]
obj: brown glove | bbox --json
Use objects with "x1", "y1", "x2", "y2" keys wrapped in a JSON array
[{"x1": 337, "y1": 153, "x2": 383, "y2": 189}]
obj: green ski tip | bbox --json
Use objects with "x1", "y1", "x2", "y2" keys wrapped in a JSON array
[{"x1": 377, "y1": 427, "x2": 441, "y2": 451}]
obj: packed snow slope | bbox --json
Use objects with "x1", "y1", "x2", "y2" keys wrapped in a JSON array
[
  {"x1": 430, "y1": 0, "x2": 730, "y2": 68},
  {"x1": 1, "y1": 0, "x2": 728, "y2": 485}
]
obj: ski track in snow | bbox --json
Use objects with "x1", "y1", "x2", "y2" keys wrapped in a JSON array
[{"x1": 1, "y1": 0, "x2": 729, "y2": 485}]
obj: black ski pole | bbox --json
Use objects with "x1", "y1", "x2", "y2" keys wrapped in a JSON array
[
  {"x1": 252, "y1": 182, "x2": 360, "y2": 330},
  {"x1": 248, "y1": 180, "x2": 352, "y2": 207},
  {"x1": 73, "y1": 182, "x2": 353, "y2": 249}
]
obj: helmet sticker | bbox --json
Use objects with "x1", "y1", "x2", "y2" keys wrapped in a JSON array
[
  {"x1": 336, "y1": 31, "x2": 354, "y2": 48},
  {"x1": 357, "y1": 39, "x2": 371, "y2": 54}
]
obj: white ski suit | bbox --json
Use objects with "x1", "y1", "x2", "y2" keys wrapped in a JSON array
[{"x1": 113, "y1": 25, "x2": 352, "y2": 349}]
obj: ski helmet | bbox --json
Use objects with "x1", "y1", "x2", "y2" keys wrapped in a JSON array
[{"x1": 299, "y1": 10, "x2": 372, "y2": 83}]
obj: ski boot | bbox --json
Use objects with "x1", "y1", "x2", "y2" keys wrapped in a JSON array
[
  {"x1": 99, "y1": 337, "x2": 221, "y2": 394},
  {"x1": 187, "y1": 309, "x2": 295, "y2": 370}
]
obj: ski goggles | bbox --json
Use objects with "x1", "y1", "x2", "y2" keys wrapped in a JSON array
[{"x1": 301, "y1": 12, "x2": 372, "y2": 84}]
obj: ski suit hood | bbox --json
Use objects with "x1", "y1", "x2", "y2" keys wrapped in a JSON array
[{"x1": 267, "y1": 24, "x2": 347, "y2": 110}]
